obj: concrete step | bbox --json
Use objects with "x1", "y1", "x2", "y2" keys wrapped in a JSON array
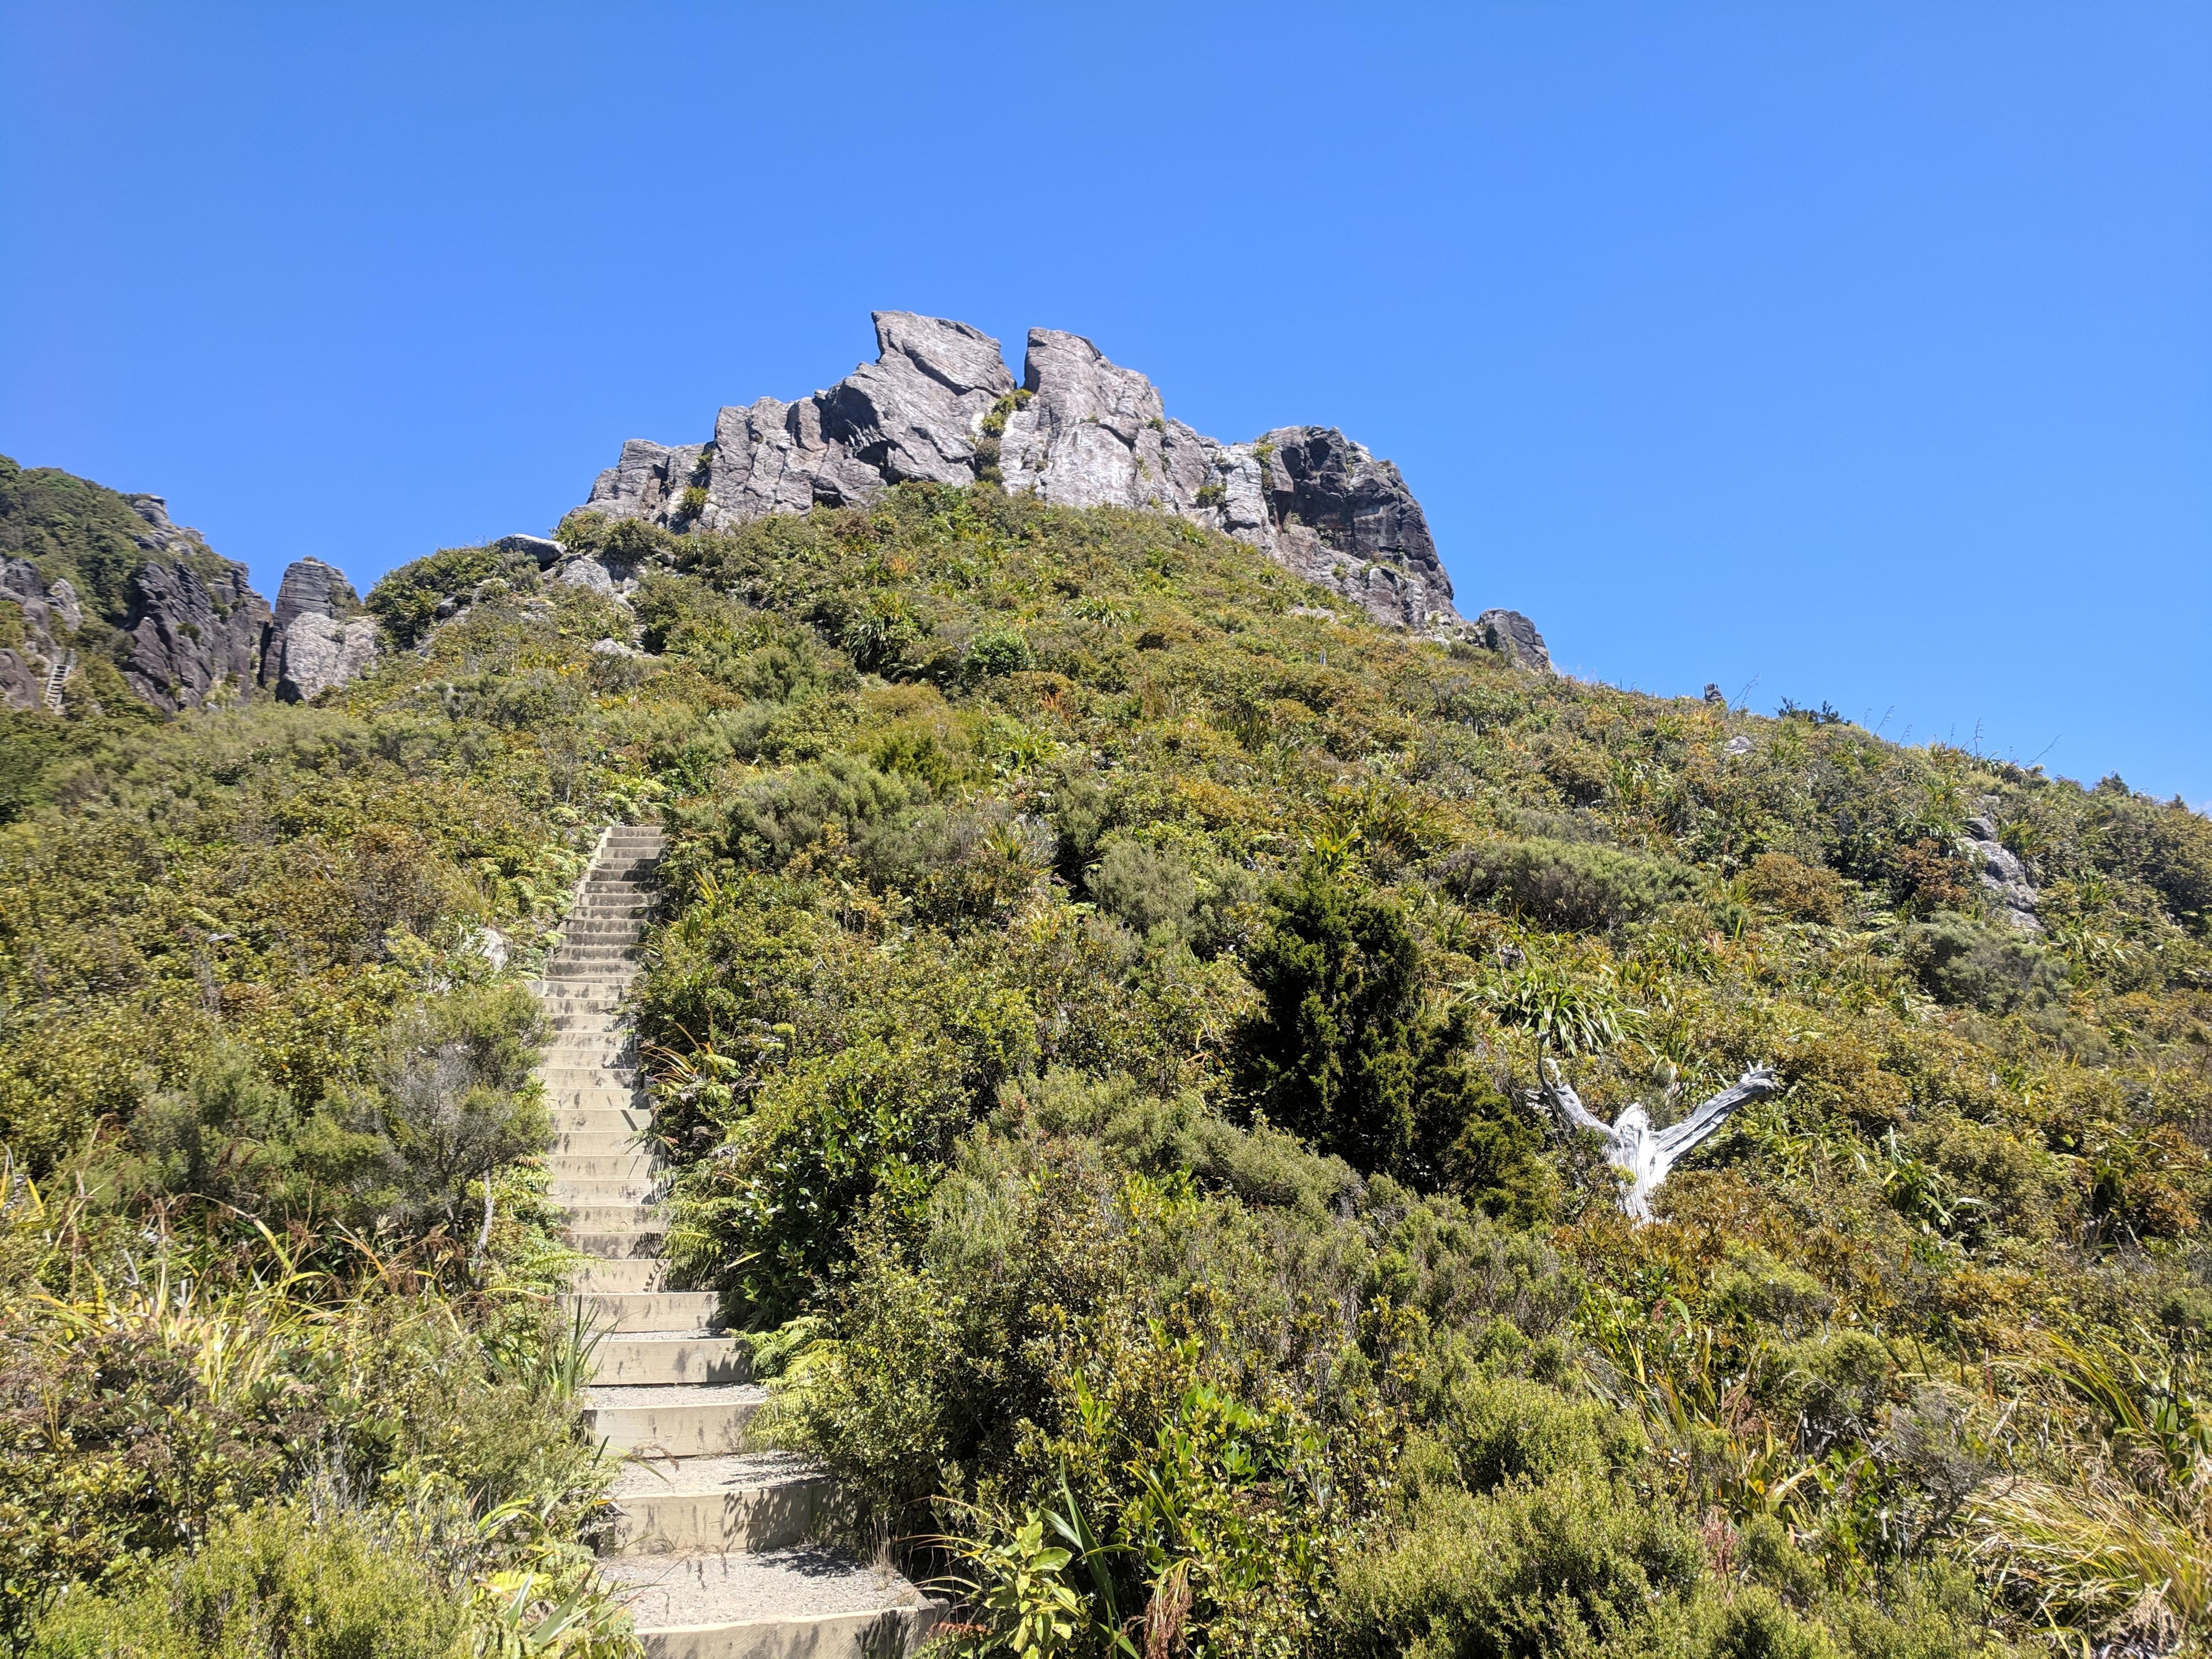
[
  {"x1": 563, "y1": 1200, "x2": 660, "y2": 1229},
  {"x1": 544, "y1": 1070, "x2": 641, "y2": 1097},
  {"x1": 584, "y1": 1383, "x2": 764, "y2": 1456},
  {"x1": 550, "y1": 1176, "x2": 661, "y2": 1205},
  {"x1": 606, "y1": 1453, "x2": 832, "y2": 1556},
  {"x1": 546, "y1": 1150, "x2": 658, "y2": 1181},
  {"x1": 567, "y1": 1228, "x2": 666, "y2": 1258},
  {"x1": 551, "y1": 1109, "x2": 653, "y2": 1138},
  {"x1": 596, "y1": 1333, "x2": 751, "y2": 1387},
  {"x1": 564, "y1": 917, "x2": 649, "y2": 937},
  {"x1": 544, "y1": 1047, "x2": 636, "y2": 1070},
  {"x1": 599, "y1": 1547, "x2": 938, "y2": 1659},
  {"x1": 575, "y1": 1258, "x2": 669, "y2": 1294},
  {"x1": 565, "y1": 1289, "x2": 719, "y2": 1331},
  {"x1": 551, "y1": 1127, "x2": 652, "y2": 1156}
]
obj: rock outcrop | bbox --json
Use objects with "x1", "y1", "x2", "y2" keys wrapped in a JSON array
[
  {"x1": 1472, "y1": 608, "x2": 1552, "y2": 673},
  {"x1": 0, "y1": 480, "x2": 380, "y2": 715},
  {"x1": 108, "y1": 499, "x2": 272, "y2": 713},
  {"x1": 261, "y1": 556, "x2": 380, "y2": 703},
  {"x1": 1964, "y1": 812, "x2": 2043, "y2": 934},
  {"x1": 0, "y1": 559, "x2": 82, "y2": 711},
  {"x1": 575, "y1": 312, "x2": 1463, "y2": 631}
]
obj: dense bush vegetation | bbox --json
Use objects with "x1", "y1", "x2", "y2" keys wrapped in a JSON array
[
  {"x1": 7, "y1": 472, "x2": 2212, "y2": 1657},
  {"x1": 0, "y1": 565, "x2": 673, "y2": 1654}
]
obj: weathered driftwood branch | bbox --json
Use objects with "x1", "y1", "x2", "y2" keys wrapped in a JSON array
[{"x1": 1536, "y1": 1060, "x2": 1781, "y2": 1221}]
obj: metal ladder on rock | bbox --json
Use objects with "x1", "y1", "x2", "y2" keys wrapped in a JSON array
[
  {"x1": 536, "y1": 824, "x2": 939, "y2": 1658},
  {"x1": 41, "y1": 650, "x2": 75, "y2": 712}
]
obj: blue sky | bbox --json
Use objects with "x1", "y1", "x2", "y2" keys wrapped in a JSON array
[{"x1": 4, "y1": 4, "x2": 2207, "y2": 804}]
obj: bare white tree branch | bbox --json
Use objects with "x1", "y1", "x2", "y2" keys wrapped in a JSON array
[{"x1": 1536, "y1": 1059, "x2": 1781, "y2": 1221}]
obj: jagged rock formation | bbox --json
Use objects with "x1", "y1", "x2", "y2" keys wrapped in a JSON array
[
  {"x1": 1964, "y1": 810, "x2": 2043, "y2": 933},
  {"x1": 1473, "y1": 608, "x2": 1552, "y2": 673},
  {"x1": 0, "y1": 558, "x2": 84, "y2": 712},
  {"x1": 262, "y1": 556, "x2": 380, "y2": 703},
  {"x1": 114, "y1": 499, "x2": 274, "y2": 712},
  {"x1": 0, "y1": 456, "x2": 380, "y2": 715},
  {"x1": 575, "y1": 312, "x2": 1461, "y2": 630}
]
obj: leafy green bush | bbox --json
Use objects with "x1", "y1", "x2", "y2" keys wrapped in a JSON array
[
  {"x1": 363, "y1": 543, "x2": 536, "y2": 647},
  {"x1": 1444, "y1": 837, "x2": 1691, "y2": 931},
  {"x1": 719, "y1": 754, "x2": 912, "y2": 867},
  {"x1": 1901, "y1": 916, "x2": 2065, "y2": 1010},
  {"x1": 26, "y1": 1502, "x2": 461, "y2": 1659},
  {"x1": 1332, "y1": 1473, "x2": 1706, "y2": 1659}
]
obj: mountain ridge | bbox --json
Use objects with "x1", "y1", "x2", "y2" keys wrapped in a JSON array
[{"x1": 575, "y1": 310, "x2": 1467, "y2": 632}]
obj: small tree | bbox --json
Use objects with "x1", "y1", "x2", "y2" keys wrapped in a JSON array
[{"x1": 1236, "y1": 863, "x2": 1421, "y2": 1174}]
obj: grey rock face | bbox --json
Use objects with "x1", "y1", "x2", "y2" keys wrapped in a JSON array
[
  {"x1": 263, "y1": 557, "x2": 378, "y2": 702},
  {"x1": 1963, "y1": 814, "x2": 2043, "y2": 933},
  {"x1": 995, "y1": 329, "x2": 1211, "y2": 513},
  {"x1": 1472, "y1": 608, "x2": 1552, "y2": 673},
  {"x1": 1, "y1": 556, "x2": 73, "y2": 711},
  {"x1": 120, "y1": 556, "x2": 272, "y2": 713},
  {"x1": 274, "y1": 612, "x2": 380, "y2": 703},
  {"x1": 270, "y1": 557, "x2": 361, "y2": 637},
  {"x1": 574, "y1": 312, "x2": 1464, "y2": 631},
  {"x1": 819, "y1": 312, "x2": 1013, "y2": 487}
]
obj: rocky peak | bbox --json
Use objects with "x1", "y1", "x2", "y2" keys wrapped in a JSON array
[
  {"x1": 0, "y1": 454, "x2": 380, "y2": 716},
  {"x1": 573, "y1": 313, "x2": 1492, "y2": 635}
]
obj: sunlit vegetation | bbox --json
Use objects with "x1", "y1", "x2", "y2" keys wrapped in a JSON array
[{"x1": 6, "y1": 471, "x2": 2211, "y2": 1657}]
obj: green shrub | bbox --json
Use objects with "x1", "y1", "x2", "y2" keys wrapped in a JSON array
[
  {"x1": 26, "y1": 1502, "x2": 461, "y2": 1659},
  {"x1": 1438, "y1": 1373, "x2": 1633, "y2": 1491},
  {"x1": 961, "y1": 627, "x2": 1031, "y2": 680},
  {"x1": 1090, "y1": 836, "x2": 1198, "y2": 939},
  {"x1": 1444, "y1": 837, "x2": 1691, "y2": 931},
  {"x1": 1901, "y1": 916, "x2": 2065, "y2": 1010},
  {"x1": 1741, "y1": 852, "x2": 1848, "y2": 924},
  {"x1": 1332, "y1": 1473, "x2": 1706, "y2": 1659},
  {"x1": 364, "y1": 543, "x2": 532, "y2": 647},
  {"x1": 1233, "y1": 865, "x2": 1422, "y2": 1173},
  {"x1": 719, "y1": 755, "x2": 912, "y2": 867}
]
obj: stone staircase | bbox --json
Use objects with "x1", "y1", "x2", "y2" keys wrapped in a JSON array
[{"x1": 537, "y1": 824, "x2": 940, "y2": 1659}]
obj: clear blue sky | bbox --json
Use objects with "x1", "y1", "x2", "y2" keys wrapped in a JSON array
[{"x1": 5, "y1": 4, "x2": 2207, "y2": 804}]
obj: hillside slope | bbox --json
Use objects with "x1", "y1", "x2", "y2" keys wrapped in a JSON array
[{"x1": 2, "y1": 468, "x2": 2209, "y2": 1658}]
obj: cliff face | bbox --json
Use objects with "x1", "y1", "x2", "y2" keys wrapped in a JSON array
[
  {"x1": 576, "y1": 313, "x2": 1459, "y2": 631},
  {"x1": 0, "y1": 456, "x2": 379, "y2": 715}
]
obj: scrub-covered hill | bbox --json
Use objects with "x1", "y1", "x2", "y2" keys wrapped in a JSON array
[{"x1": 3, "y1": 451, "x2": 2210, "y2": 1658}]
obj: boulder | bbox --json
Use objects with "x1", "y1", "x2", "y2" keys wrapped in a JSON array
[
  {"x1": 574, "y1": 312, "x2": 1460, "y2": 630},
  {"x1": 274, "y1": 612, "x2": 379, "y2": 703},
  {"x1": 262, "y1": 556, "x2": 378, "y2": 701}
]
